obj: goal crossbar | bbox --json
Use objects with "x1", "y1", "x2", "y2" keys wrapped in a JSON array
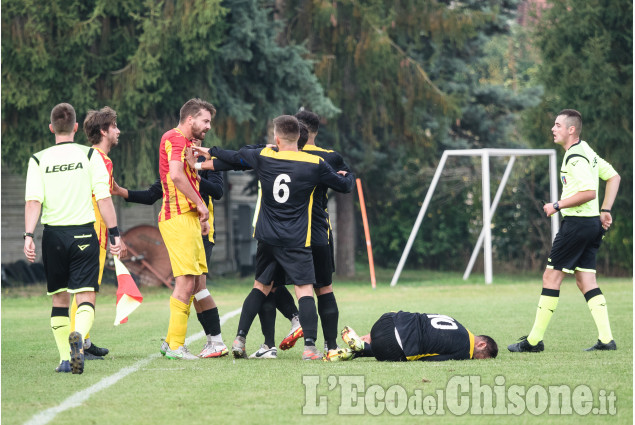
[{"x1": 390, "y1": 148, "x2": 559, "y2": 286}]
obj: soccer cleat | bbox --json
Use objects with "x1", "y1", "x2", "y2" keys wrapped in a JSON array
[
  {"x1": 585, "y1": 340, "x2": 617, "y2": 351},
  {"x1": 279, "y1": 325, "x2": 304, "y2": 351},
  {"x1": 323, "y1": 347, "x2": 355, "y2": 362},
  {"x1": 341, "y1": 326, "x2": 364, "y2": 352},
  {"x1": 55, "y1": 360, "x2": 71, "y2": 373},
  {"x1": 84, "y1": 352, "x2": 104, "y2": 360},
  {"x1": 199, "y1": 341, "x2": 229, "y2": 358},
  {"x1": 69, "y1": 331, "x2": 85, "y2": 374},
  {"x1": 507, "y1": 336, "x2": 544, "y2": 353},
  {"x1": 249, "y1": 344, "x2": 278, "y2": 359},
  {"x1": 165, "y1": 345, "x2": 199, "y2": 360},
  {"x1": 232, "y1": 336, "x2": 248, "y2": 359},
  {"x1": 84, "y1": 341, "x2": 109, "y2": 358},
  {"x1": 160, "y1": 339, "x2": 169, "y2": 356},
  {"x1": 302, "y1": 345, "x2": 323, "y2": 360}
]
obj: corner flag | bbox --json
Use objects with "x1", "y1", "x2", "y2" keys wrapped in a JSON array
[{"x1": 113, "y1": 256, "x2": 143, "y2": 325}]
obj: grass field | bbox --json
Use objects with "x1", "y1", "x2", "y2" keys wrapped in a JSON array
[{"x1": 2, "y1": 268, "x2": 632, "y2": 425}]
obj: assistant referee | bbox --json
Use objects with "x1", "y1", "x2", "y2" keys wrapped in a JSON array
[{"x1": 24, "y1": 103, "x2": 123, "y2": 374}]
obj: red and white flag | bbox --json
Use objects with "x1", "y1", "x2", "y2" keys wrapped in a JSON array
[{"x1": 113, "y1": 256, "x2": 143, "y2": 326}]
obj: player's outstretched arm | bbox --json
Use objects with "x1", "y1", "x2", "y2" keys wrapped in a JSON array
[{"x1": 318, "y1": 160, "x2": 355, "y2": 193}]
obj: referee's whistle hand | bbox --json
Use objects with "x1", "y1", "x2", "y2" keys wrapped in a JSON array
[{"x1": 23, "y1": 239, "x2": 36, "y2": 263}]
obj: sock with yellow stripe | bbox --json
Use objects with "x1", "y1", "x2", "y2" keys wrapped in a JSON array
[
  {"x1": 527, "y1": 288, "x2": 559, "y2": 346},
  {"x1": 74, "y1": 302, "x2": 95, "y2": 342},
  {"x1": 167, "y1": 297, "x2": 189, "y2": 350},
  {"x1": 51, "y1": 307, "x2": 71, "y2": 362},
  {"x1": 585, "y1": 288, "x2": 613, "y2": 343}
]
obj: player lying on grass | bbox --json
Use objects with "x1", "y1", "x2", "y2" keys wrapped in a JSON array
[{"x1": 326, "y1": 311, "x2": 498, "y2": 362}]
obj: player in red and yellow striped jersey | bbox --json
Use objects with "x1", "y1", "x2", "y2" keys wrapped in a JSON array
[
  {"x1": 158, "y1": 98, "x2": 219, "y2": 360},
  {"x1": 70, "y1": 106, "x2": 127, "y2": 360}
]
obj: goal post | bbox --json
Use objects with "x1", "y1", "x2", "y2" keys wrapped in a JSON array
[{"x1": 390, "y1": 148, "x2": 559, "y2": 286}]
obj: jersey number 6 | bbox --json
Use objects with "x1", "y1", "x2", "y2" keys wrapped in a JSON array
[{"x1": 273, "y1": 174, "x2": 291, "y2": 203}]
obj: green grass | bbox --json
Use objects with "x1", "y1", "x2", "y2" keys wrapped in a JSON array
[{"x1": 1, "y1": 270, "x2": 632, "y2": 424}]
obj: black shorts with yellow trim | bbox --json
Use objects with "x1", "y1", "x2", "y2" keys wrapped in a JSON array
[
  {"x1": 42, "y1": 224, "x2": 100, "y2": 295},
  {"x1": 547, "y1": 216, "x2": 603, "y2": 274},
  {"x1": 255, "y1": 241, "x2": 315, "y2": 286}
]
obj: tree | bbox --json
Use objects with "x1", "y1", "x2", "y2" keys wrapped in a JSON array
[
  {"x1": 283, "y1": 0, "x2": 539, "y2": 272},
  {"x1": 2, "y1": 0, "x2": 337, "y2": 188}
]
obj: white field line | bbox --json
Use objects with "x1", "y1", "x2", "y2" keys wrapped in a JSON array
[{"x1": 24, "y1": 308, "x2": 242, "y2": 425}]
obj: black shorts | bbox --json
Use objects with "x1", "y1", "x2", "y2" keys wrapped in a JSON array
[
  {"x1": 312, "y1": 244, "x2": 334, "y2": 288},
  {"x1": 547, "y1": 216, "x2": 604, "y2": 274},
  {"x1": 42, "y1": 224, "x2": 100, "y2": 295},
  {"x1": 370, "y1": 313, "x2": 407, "y2": 362},
  {"x1": 255, "y1": 241, "x2": 315, "y2": 286},
  {"x1": 202, "y1": 236, "x2": 214, "y2": 269}
]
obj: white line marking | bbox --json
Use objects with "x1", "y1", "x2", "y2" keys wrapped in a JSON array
[{"x1": 24, "y1": 308, "x2": 242, "y2": 425}]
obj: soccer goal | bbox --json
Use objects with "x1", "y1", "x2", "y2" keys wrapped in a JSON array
[{"x1": 390, "y1": 148, "x2": 559, "y2": 286}]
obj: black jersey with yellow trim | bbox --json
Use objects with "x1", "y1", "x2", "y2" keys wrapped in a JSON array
[
  {"x1": 239, "y1": 146, "x2": 355, "y2": 248},
  {"x1": 393, "y1": 311, "x2": 474, "y2": 361},
  {"x1": 301, "y1": 145, "x2": 352, "y2": 245}
]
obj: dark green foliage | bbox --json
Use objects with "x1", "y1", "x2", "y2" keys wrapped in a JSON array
[{"x1": 2, "y1": 0, "x2": 336, "y2": 187}]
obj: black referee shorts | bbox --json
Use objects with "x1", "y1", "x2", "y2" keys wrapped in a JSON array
[
  {"x1": 547, "y1": 216, "x2": 604, "y2": 274},
  {"x1": 42, "y1": 224, "x2": 100, "y2": 295},
  {"x1": 254, "y1": 241, "x2": 315, "y2": 286}
]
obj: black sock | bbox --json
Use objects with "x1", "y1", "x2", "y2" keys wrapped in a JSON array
[
  {"x1": 258, "y1": 292, "x2": 276, "y2": 347},
  {"x1": 237, "y1": 289, "x2": 266, "y2": 338},
  {"x1": 275, "y1": 286, "x2": 298, "y2": 320},
  {"x1": 298, "y1": 295, "x2": 318, "y2": 345},
  {"x1": 317, "y1": 292, "x2": 339, "y2": 350},
  {"x1": 197, "y1": 307, "x2": 221, "y2": 336}
]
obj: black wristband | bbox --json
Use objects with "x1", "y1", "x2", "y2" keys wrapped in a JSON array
[
  {"x1": 600, "y1": 209, "x2": 611, "y2": 213},
  {"x1": 553, "y1": 201, "x2": 560, "y2": 211},
  {"x1": 23, "y1": 232, "x2": 34, "y2": 239},
  {"x1": 108, "y1": 226, "x2": 120, "y2": 237}
]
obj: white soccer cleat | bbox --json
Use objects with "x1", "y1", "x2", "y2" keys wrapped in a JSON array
[
  {"x1": 249, "y1": 344, "x2": 278, "y2": 359},
  {"x1": 198, "y1": 341, "x2": 229, "y2": 358}
]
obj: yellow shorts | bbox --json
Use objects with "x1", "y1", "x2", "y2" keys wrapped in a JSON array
[{"x1": 159, "y1": 210, "x2": 208, "y2": 277}]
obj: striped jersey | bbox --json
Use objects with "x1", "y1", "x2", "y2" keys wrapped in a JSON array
[
  {"x1": 302, "y1": 145, "x2": 352, "y2": 246},
  {"x1": 560, "y1": 140, "x2": 618, "y2": 217},
  {"x1": 158, "y1": 128, "x2": 202, "y2": 222},
  {"x1": 239, "y1": 147, "x2": 355, "y2": 248},
  {"x1": 392, "y1": 311, "x2": 474, "y2": 361},
  {"x1": 91, "y1": 147, "x2": 114, "y2": 249},
  {"x1": 25, "y1": 142, "x2": 111, "y2": 225}
]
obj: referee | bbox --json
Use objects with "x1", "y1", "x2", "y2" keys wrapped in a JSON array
[
  {"x1": 24, "y1": 103, "x2": 123, "y2": 374},
  {"x1": 508, "y1": 109, "x2": 620, "y2": 353}
]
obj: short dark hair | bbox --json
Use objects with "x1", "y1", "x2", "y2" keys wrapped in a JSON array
[
  {"x1": 478, "y1": 335, "x2": 498, "y2": 359},
  {"x1": 50, "y1": 103, "x2": 76, "y2": 134},
  {"x1": 295, "y1": 109, "x2": 320, "y2": 133},
  {"x1": 273, "y1": 115, "x2": 300, "y2": 144},
  {"x1": 83, "y1": 106, "x2": 117, "y2": 145},
  {"x1": 298, "y1": 122, "x2": 309, "y2": 150},
  {"x1": 180, "y1": 98, "x2": 216, "y2": 124},
  {"x1": 558, "y1": 109, "x2": 582, "y2": 135}
]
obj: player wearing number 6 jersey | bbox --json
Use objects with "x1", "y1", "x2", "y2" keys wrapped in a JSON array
[
  {"x1": 230, "y1": 115, "x2": 355, "y2": 360},
  {"x1": 328, "y1": 311, "x2": 498, "y2": 362}
]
